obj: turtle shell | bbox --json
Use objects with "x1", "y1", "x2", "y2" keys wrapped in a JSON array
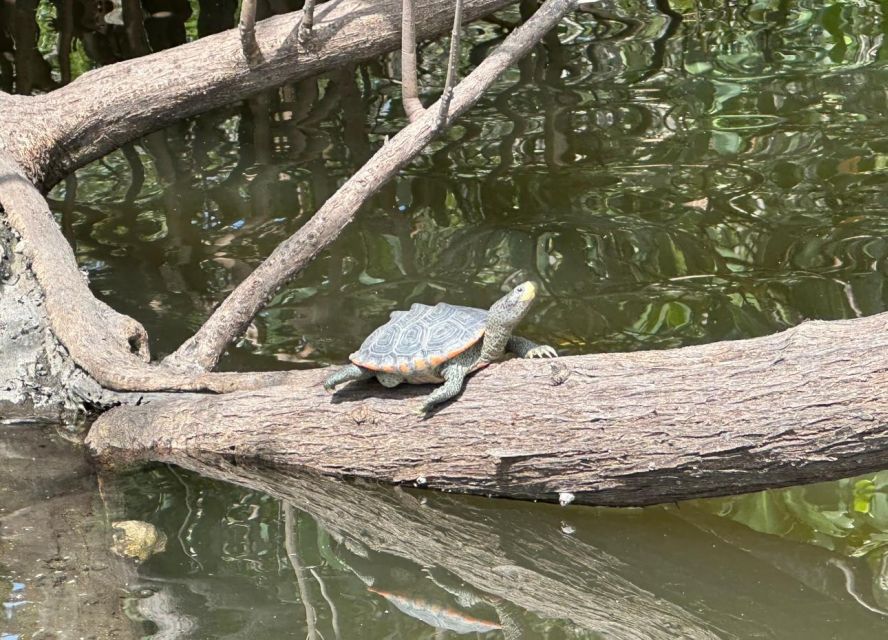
[{"x1": 350, "y1": 303, "x2": 487, "y2": 375}]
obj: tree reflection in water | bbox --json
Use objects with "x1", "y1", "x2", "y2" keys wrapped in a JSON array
[
  {"x1": 3, "y1": 0, "x2": 888, "y2": 636},
  {"x1": 107, "y1": 457, "x2": 888, "y2": 639}
]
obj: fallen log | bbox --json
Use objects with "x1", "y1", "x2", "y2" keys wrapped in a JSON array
[{"x1": 87, "y1": 310, "x2": 888, "y2": 506}]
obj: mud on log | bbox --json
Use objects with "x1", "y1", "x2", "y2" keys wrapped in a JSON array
[{"x1": 88, "y1": 311, "x2": 888, "y2": 506}]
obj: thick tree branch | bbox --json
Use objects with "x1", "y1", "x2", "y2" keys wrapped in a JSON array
[
  {"x1": 0, "y1": 0, "x2": 518, "y2": 189},
  {"x1": 166, "y1": 0, "x2": 578, "y2": 371},
  {"x1": 90, "y1": 311, "x2": 888, "y2": 505},
  {"x1": 0, "y1": 151, "x2": 334, "y2": 393}
]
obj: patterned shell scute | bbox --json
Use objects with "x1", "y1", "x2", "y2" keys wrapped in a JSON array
[{"x1": 350, "y1": 303, "x2": 487, "y2": 373}]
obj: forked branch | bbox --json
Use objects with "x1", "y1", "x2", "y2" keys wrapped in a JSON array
[
  {"x1": 401, "y1": 0, "x2": 466, "y2": 126},
  {"x1": 400, "y1": 0, "x2": 426, "y2": 121},
  {"x1": 167, "y1": 0, "x2": 579, "y2": 371}
]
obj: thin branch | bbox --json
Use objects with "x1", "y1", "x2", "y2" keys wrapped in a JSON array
[
  {"x1": 298, "y1": 0, "x2": 317, "y2": 43},
  {"x1": 166, "y1": 0, "x2": 579, "y2": 371},
  {"x1": 239, "y1": 0, "x2": 264, "y2": 65},
  {"x1": 437, "y1": 0, "x2": 464, "y2": 129},
  {"x1": 284, "y1": 505, "x2": 320, "y2": 640},
  {"x1": 401, "y1": 0, "x2": 426, "y2": 121}
]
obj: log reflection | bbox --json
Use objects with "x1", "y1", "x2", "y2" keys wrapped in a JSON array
[
  {"x1": 111, "y1": 454, "x2": 888, "y2": 639},
  {"x1": 153, "y1": 454, "x2": 724, "y2": 639}
]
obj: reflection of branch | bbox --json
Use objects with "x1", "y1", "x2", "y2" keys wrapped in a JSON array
[
  {"x1": 169, "y1": 464, "x2": 206, "y2": 571},
  {"x1": 121, "y1": 143, "x2": 145, "y2": 204},
  {"x1": 284, "y1": 504, "x2": 320, "y2": 640},
  {"x1": 166, "y1": 0, "x2": 580, "y2": 371},
  {"x1": 154, "y1": 456, "x2": 727, "y2": 639},
  {"x1": 310, "y1": 567, "x2": 341, "y2": 640}
]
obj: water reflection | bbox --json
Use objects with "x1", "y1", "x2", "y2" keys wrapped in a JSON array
[
  {"x1": 4, "y1": 0, "x2": 888, "y2": 636},
  {"x1": 102, "y1": 456, "x2": 888, "y2": 639},
  {"x1": 5, "y1": 426, "x2": 888, "y2": 639},
  {"x1": 6, "y1": 0, "x2": 880, "y2": 369}
]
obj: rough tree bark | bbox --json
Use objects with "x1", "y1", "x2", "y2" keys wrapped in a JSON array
[
  {"x1": 88, "y1": 311, "x2": 888, "y2": 506},
  {"x1": 0, "y1": 0, "x2": 517, "y2": 190},
  {"x1": 3, "y1": 0, "x2": 888, "y2": 509},
  {"x1": 165, "y1": 0, "x2": 575, "y2": 371}
]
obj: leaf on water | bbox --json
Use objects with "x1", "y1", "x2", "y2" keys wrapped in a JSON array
[{"x1": 852, "y1": 479, "x2": 875, "y2": 514}]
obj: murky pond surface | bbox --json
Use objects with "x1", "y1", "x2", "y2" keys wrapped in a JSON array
[{"x1": 3, "y1": 0, "x2": 888, "y2": 636}]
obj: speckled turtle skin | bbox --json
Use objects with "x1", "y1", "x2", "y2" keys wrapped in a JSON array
[{"x1": 324, "y1": 282, "x2": 557, "y2": 413}]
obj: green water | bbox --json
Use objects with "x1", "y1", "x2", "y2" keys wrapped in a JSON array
[{"x1": 4, "y1": 0, "x2": 888, "y2": 636}]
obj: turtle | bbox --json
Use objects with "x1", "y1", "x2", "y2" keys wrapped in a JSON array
[{"x1": 323, "y1": 281, "x2": 557, "y2": 413}]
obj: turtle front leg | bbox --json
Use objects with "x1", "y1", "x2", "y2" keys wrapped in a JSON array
[
  {"x1": 324, "y1": 364, "x2": 374, "y2": 392},
  {"x1": 420, "y1": 361, "x2": 469, "y2": 414},
  {"x1": 507, "y1": 336, "x2": 558, "y2": 359}
]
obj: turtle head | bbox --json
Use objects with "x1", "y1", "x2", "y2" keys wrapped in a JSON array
[{"x1": 488, "y1": 281, "x2": 537, "y2": 330}]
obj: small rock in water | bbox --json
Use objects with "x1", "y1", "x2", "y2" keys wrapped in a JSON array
[
  {"x1": 558, "y1": 492, "x2": 575, "y2": 506},
  {"x1": 415, "y1": 476, "x2": 427, "y2": 487}
]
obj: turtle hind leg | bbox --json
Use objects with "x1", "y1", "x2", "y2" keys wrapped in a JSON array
[
  {"x1": 324, "y1": 364, "x2": 373, "y2": 392},
  {"x1": 420, "y1": 361, "x2": 470, "y2": 414},
  {"x1": 377, "y1": 373, "x2": 404, "y2": 388}
]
